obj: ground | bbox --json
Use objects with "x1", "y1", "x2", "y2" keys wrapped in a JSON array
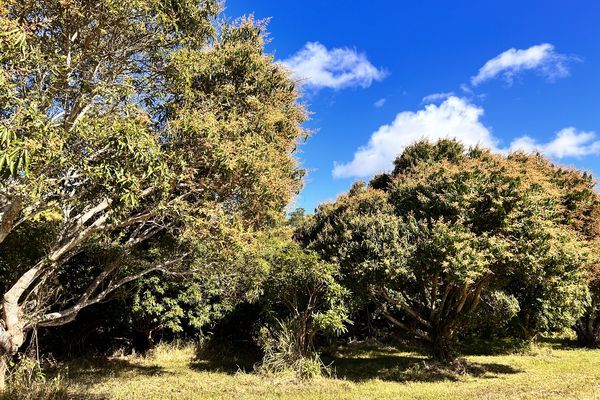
[{"x1": 62, "y1": 339, "x2": 600, "y2": 400}]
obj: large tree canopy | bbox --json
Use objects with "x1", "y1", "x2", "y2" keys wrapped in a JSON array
[
  {"x1": 297, "y1": 140, "x2": 593, "y2": 361},
  {"x1": 0, "y1": 0, "x2": 308, "y2": 384}
]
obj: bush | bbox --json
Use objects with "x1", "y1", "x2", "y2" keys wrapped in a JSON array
[
  {"x1": 1, "y1": 355, "x2": 69, "y2": 400},
  {"x1": 255, "y1": 242, "x2": 350, "y2": 378},
  {"x1": 255, "y1": 321, "x2": 329, "y2": 380}
]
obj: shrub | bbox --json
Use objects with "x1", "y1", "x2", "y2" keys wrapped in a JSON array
[
  {"x1": 256, "y1": 242, "x2": 350, "y2": 378},
  {"x1": 1, "y1": 355, "x2": 69, "y2": 400}
]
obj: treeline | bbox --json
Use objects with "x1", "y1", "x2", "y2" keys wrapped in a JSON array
[
  {"x1": 30, "y1": 140, "x2": 600, "y2": 378},
  {"x1": 0, "y1": 0, "x2": 599, "y2": 388}
]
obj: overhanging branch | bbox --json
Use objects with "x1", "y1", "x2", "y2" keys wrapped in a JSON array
[{"x1": 33, "y1": 255, "x2": 188, "y2": 329}]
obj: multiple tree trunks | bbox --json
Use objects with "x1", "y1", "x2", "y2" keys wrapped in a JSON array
[
  {"x1": 574, "y1": 313, "x2": 599, "y2": 348},
  {"x1": 370, "y1": 279, "x2": 489, "y2": 362}
]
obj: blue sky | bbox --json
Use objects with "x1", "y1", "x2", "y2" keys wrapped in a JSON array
[{"x1": 225, "y1": 0, "x2": 600, "y2": 213}]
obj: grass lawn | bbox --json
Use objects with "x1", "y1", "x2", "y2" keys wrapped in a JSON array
[{"x1": 62, "y1": 340, "x2": 600, "y2": 400}]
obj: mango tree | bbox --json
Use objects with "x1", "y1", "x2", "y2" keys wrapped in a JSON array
[
  {"x1": 0, "y1": 0, "x2": 307, "y2": 387},
  {"x1": 298, "y1": 140, "x2": 591, "y2": 361}
]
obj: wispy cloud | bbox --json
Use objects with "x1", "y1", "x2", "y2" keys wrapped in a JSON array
[
  {"x1": 471, "y1": 43, "x2": 575, "y2": 86},
  {"x1": 510, "y1": 127, "x2": 600, "y2": 158},
  {"x1": 281, "y1": 42, "x2": 387, "y2": 90},
  {"x1": 422, "y1": 92, "x2": 455, "y2": 103},
  {"x1": 374, "y1": 98, "x2": 386, "y2": 108},
  {"x1": 333, "y1": 97, "x2": 497, "y2": 178}
]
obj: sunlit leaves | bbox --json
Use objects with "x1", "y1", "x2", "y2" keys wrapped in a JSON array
[
  {"x1": 299, "y1": 139, "x2": 595, "y2": 348},
  {"x1": 0, "y1": 2, "x2": 309, "y2": 343}
]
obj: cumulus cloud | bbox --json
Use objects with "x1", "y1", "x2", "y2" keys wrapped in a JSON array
[
  {"x1": 281, "y1": 42, "x2": 386, "y2": 90},
  {"x1": 333, "y1": 95, "x2": 598, "y2": 179},
  {"x1": 509, "y1": 127, "x2": 600, "y2": 158},
  {"x1": 422, "y1": 92, "x2": 455, "y2": 103},
  {"x1": 471, "y1": 43, "x2": 574, "y2": 86},
  {"x1": 374, "y1": 98, "x2": 386, "y2": 108},
  {"x1": 332, "y1": 97, "x2": 497, "y2": 178}
]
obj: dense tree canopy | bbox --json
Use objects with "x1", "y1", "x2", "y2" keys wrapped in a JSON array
[
  {"x1": 298, "y1": 140, "x2": 595, "y2": 360},
  {"x1": 0, "y1": 0, "x2": 308, "y2": 385}
]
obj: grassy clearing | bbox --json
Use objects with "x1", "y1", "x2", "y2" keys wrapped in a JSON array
[{"x1": 60, "y1": 340, "x2": 600, "y2": 400}]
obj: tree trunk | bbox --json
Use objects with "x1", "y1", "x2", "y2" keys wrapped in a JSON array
[
  {"x1": 0, "y1": 195, "x2": 22, "y2": 245},
  {"x1": 0, "y1": 335, "x2": 23, "y2": 392},
  {"x1": 574, "y1": 315, "x2": 598, "y2": 348},
  {"x1": 518, "y1": 311, "x2": 539, "y2": 342},
  {"x1": 0, "y1": 355, "x2": 8, "y2": 392},
  {"x1": 430, "y1": 325, "x2": 455, "y2": 363},
  {"x1": 0, "y1": 265, "x2": 35, "y2": 390}
]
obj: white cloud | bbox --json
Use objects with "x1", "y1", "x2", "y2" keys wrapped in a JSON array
[
  {"x1": 374, "y1": 98, "x2": 386, "y2": 108},
  {"x1": 333, "y1": 95, "x2": 598, "y2": 179},
  {"x1": 333, "y1": 97, "x2": 497, "y2": 178},
  {"x1": 422, "y1": 92, "x2": 454, "y2": 103},
  {"x1": 509, "y1": 127, "x2": 600, "y2": 158},
  {"x1": 281, "y1": 42, "x2": 386, "y2": 90},
  {"x1": 471, "y1": 43, "x2": 574, "y2": 86}
]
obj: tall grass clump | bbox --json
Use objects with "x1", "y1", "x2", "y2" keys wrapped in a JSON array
[{"x1": 1, "y1": 355, "x2": 69, "y2": 400}]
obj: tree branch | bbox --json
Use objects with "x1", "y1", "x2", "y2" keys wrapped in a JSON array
[
  {"x1": 34, "y1": 255, "x2": 188, "y2": 329},
  {"x1": 377, "y1": 287, "x2": 432, "y2": 328},
  {"x1": 0, "y1": 195, "x2": 22, "y2": 245},
  {"x1": 369, "y1": 292, "x2": 432, "y2": 343}
]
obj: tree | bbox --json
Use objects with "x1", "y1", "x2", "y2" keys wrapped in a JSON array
[
  {"x1": 498, "y1": 154, "x2": 600, "y2": 339},
  {"x1": 287, "y1": 208, "x2": 307, "y2": 228},
  {"x1": 552, "y1": 167, "x2": 600, "y2": 346},
  {"x1": 0, "y1": 1, "x2": 308, "y2": 386},
  {"x1": 574, "y1": 264, "x2": 600, "y2": 347},
  {"x1": 298, "y1": 140, "x2": 592, "y2": 361},
  {"x1": 257, "y1": 241, "x2": 349, "y2": 377},
  {"x1": 128, "y1": 229, "x2": 271, "y2": 353}
]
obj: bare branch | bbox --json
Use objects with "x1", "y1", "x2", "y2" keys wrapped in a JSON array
[{"x1": 369, "y1": 291, "x2": 432, "y2": 343}]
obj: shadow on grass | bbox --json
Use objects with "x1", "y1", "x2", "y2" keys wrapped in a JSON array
[
  {"x1": 44, "y1": 356, "x2": 171, "y2": 399},
  {"x1": 458, "y1": 337, "x2": 531, "y2": 356},
  {"x1": 189, "y1": 357, "x2": 257, "y2": 374},
  {"x1": 324, "y1": 340, "x2": 522, "y2": 383},
  {"x1": 536, "y1": 336, "x2": 581, "y2": 350},
  {"x1": 189, "y1": 345, "x2": 262, "y2": 374},
  {"x1": 46, "y1": 357, "x2": 171, "y2": 400},
  {"x1": 189, "y1": 338, "x2": 523, "y2": 382},
  {"x1": 189, "y1": 341, "x2": 263, "y2": 375},
  {"x1": 64, "y1": 357, "x2": 169, "y2": 381},
  {"x1": 459, "y1": 335, "x2": 582, "y2": 356}
]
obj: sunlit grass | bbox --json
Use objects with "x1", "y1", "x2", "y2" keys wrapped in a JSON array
[{"x1": 63, "y1": 340, "x2": 600, "y2": 400}]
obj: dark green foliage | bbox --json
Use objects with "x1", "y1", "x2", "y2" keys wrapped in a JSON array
[
  {"x1": 256, "y1": 242, "x2": 350, "y2": 377},
  {"x1": 574, "y1": 264, "x2": 600, "y2": 347},
  {"x1": 298, "y1": 140, "x2": 593, "y2": 361}
]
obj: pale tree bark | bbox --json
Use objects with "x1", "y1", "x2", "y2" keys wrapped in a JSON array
[
  {"x1": 0, "y1": 252, "x2": 183, "y2": 390},
  {"x1": 0, "y1": 355, "x2": 8, "y2": 392},
  {"x1": 369, "y1": 274, "x2": 491, "y2": 362},
  {"x1": 0, "y1": 189, "x2": 173, "y2": 389},
  {"x1": 0, "y1": 261, "x2": 44, "y2": 391},
  {"x1": 0, "y1": 194, "x2": 22, "y2": 245}
]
